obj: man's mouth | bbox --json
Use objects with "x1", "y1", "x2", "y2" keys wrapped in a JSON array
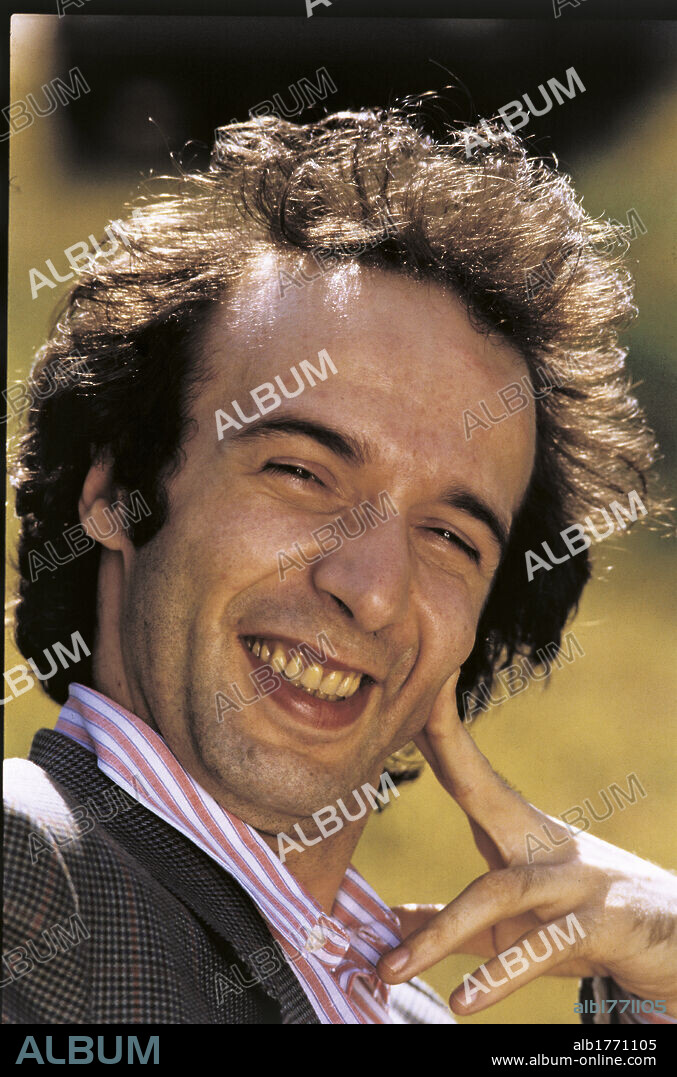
[{"x1": 243, "y1": 635, "x2": 365, "y2": 701}]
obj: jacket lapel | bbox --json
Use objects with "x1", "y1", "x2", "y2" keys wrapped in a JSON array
[{"x1": 29, "y1": 728, "x2": 319, "y2": 1024}]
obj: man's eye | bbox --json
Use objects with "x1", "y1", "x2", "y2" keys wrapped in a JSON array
[
  {"x1": 263, "y1": 462, "x2": 324, "y2": 486},
  {"x1": 428, "y1": 527, "x2": 480, "y2": 564}
]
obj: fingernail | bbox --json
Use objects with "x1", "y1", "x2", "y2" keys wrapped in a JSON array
[
  {"x1": 453, "y1": 985, "x2": 479, "y2": 1008},
  {"x1": 383, "y1": 946, "x2": 410, "y2": 974}
]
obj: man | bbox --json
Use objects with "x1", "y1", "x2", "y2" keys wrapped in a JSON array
[{"x1": 4, "y1": 108, "x2": 676, "y2": 1024}]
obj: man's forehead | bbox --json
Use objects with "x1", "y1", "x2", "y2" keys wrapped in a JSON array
[
  {"x1": 203, "y1": 253, "x2": 530, "y2": 381},
  {"x1": 199, "y1": 256, "x2": 537, "y2": 518},
  {"x1": 209, "y1": 250, "x2": 365, "y2": 344}
]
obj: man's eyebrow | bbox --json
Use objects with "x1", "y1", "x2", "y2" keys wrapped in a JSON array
[
  {"x1": 228, "y1": 417, "x2": 372, "y2": 465},
  {"x1": 229, "y1": 416, "x2": 510, "y2": 553},
  {"x1": 440, "y1": 487, "x2": 510, "y2": 557}
]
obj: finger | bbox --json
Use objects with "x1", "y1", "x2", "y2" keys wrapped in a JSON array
[
  {"x1": 419, "y1": 672, "x2": 552, "y2": 855},
  {"x1": 522, "y1": 811, "x2": 589, "y2": 867},
  {"x1": 412, "y1": 670, "x2": 461, "y2": 786},
  {"x1": 392, "y1": 904, "x2": 537, "y2": 961},
  {"x1": 391, "y1": 904, "x2": 446, "y2": 938},
  {"x1": 468, "y1": 816, "x2": 505, "y2": 872},
  {"x1": 378, "y1": 863, "x2": 583, "y2": 984},
  {"x1": 471, "y1": 807, "x2": 582, "y2": 870},
  {"x1": 392, "y1": 905, "x2": 595, "y2": 971},
  {"x1": 449, "y1": 910, "x2": 591, "y2": 1015}
]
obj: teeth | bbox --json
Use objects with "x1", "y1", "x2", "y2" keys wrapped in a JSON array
[
  {"x1": 344, "y1": 676, "x2": 361, "y2": 698},
  {"x1": 245, "y1": 637, "x2": 365, "y2": 701},
  {"x1": 336, "y1": 672, "x2": 356, "y2": 698},
  {"x1": 319, "y1": 670, "x2": 344, "y2": 696},
  {"x1": 300, "y1": 663, "x2": 324, "y2": 690},
  {"x1": 283, "y1": 654, "x2": 304, "y2": 680},
  {"x1": 270, "y1": 646, "x2": 287, "y2": 673}
]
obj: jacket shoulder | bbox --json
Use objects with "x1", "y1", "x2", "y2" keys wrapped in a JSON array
[
  {"x1": 3, "y1": 755, "x2": 277, "y2": 1025},
  {"x1": 3, "y1": 757, "x2": 93, "y2": 1022}
]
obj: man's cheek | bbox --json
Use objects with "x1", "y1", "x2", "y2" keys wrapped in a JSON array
[
  {"x1": 202, "y1": 502, "x2": 328, "y2": 582},
  {"x1": 386, "y1": 690, "x2": 445, "y2": 753},
  {"x1": 191, "y1": 516, "x2": 285, "y2": 588},
  {"x1": 442, "y1": 605, "x2": 480, "y2": 672},
  {"x1": 425, "y1": 582, "x2": 477, "y2": 645}
]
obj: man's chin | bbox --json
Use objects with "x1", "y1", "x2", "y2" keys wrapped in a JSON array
[{"x1": 196, "y1": 730, "x2": 388, "y2": 835}]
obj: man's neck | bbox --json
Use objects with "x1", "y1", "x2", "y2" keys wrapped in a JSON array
[{"x1": 256, "y1": 814, "x2": 371, "y2": 915}]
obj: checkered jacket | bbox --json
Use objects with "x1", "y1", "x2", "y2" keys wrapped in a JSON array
[{"x1": 2, "y1": 729, "x2": 455, "y2": 1025}]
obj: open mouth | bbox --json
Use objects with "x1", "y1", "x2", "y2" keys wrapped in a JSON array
[{"x1": 242, "y1": 635, "x2": 368, "y2": 702}]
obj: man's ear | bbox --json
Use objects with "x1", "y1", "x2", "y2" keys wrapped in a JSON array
[{"x1": 78, "y1": 456, "x2": 132, "y2": 552}]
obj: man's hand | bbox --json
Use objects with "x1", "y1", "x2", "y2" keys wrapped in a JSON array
[{"x1": 377, "y1": 672, "x2": 677, "y2": 1017}]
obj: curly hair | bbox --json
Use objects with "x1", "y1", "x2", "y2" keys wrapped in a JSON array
[{"x1": 11, "y1": 107, "x2": 662, "y2": 766}]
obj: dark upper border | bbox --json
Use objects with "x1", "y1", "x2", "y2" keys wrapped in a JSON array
[{"x1": 2, "y1": 1, "x2": 677, "y2": 17}]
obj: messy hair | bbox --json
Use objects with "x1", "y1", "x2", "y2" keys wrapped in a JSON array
[{"x1": 12, "y1": 107, "x2": 662, "y2": 782}]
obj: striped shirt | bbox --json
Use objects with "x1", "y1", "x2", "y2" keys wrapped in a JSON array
[{"x1": 55, "y1": 683, "x2": 403, "y2": 1024}]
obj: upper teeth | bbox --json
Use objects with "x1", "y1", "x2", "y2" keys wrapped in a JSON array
[{"x1": 245, "y1": 637, "x2": 362, "y2": 700}]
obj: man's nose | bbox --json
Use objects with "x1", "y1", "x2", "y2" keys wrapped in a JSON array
[{"x1": 310, "y1": 512, "x2": 410, "y2": 634}]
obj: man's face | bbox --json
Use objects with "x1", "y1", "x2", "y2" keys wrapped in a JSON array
[{"x1": 116, "y1": 260, "x2": 536, "y2": 832}]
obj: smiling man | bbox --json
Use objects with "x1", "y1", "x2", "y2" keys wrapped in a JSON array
[{"x1": 4, "y1": 109, "x2": 676, "y2": 1025}]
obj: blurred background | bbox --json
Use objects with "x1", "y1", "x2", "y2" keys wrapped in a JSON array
[{"x1": 5, "y1": 14, "x2": 677, "y2": 1023}]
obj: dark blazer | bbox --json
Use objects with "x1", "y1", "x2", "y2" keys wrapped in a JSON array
[{"x1": 2, "y1": 729, "x2": 454, "y2": 1025}]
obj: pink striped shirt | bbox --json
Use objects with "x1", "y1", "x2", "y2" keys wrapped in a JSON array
[{"x1": 55, "y1": 683, "x2": 403, "y2": 1024}]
